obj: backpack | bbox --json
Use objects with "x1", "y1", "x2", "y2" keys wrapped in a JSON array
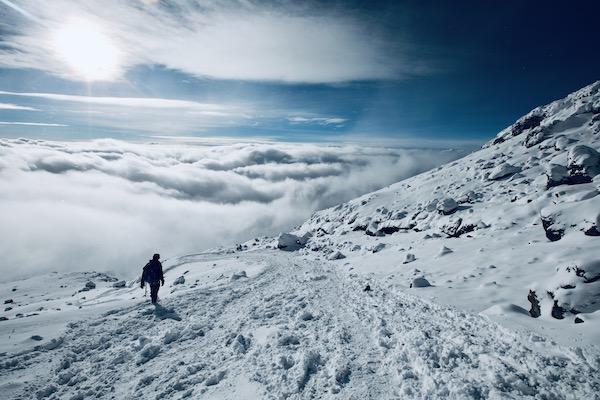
[{"x1": 142, "y1": 260, "x2": 162, "y2": 284}]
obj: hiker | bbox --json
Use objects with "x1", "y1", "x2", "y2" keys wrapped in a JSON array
[{"x1": 141, "y1": 253, "x2": 165, "y2": 304}]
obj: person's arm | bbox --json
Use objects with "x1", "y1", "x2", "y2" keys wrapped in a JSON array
[
  {"x1": 140, "y1": 266, "x2": 147, "y2": 288},
  {"x1": 159, "y1": 262, "x2": 165, "y2": 286}
]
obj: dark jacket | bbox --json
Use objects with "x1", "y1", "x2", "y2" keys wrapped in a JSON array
[{"x1": 141, "y1": 259, "x2": 164, "y2": 285}]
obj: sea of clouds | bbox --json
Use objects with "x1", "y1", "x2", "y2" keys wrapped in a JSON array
[{"x1": 0, "y1": 138, "x2": 466, "y2": 279}]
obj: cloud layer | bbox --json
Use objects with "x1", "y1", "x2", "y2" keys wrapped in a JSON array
[
  {"x1": 0, "y1": 138, "x2": 465, "y2": 279},
  {"x1": 0, "y1": 0, "x2": 424, "y2": 83}
]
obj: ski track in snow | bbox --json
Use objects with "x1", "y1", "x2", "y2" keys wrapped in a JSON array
[{"x1": 2, "y1": 251, "x2": 599, "y2": 399}]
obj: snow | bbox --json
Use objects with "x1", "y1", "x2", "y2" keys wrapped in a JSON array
[{"x1": 2, "y1": 81, "x2": 600, "y2": 398}]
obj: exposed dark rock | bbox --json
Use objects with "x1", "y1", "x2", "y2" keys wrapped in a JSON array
[
  {"x1": 541, "y1": 216, "x2": 564, "y2": 242},
  {"x1": 527, "y1": 290, "x2": 541, "y2": 318},
  {"x1": 551, "y1": 300, "x2": 565, "y2": 320},
  {"x1": 512, "y1": 114, "x2": 545, "y2": 137},
  {"x1": 574, "y1": 317, "x2": 584, "y2": 324},
  {"x1": 583, "y1": 225, "x2": 600, "y2": 236}
]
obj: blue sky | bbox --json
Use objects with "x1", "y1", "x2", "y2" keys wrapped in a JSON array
[{"x1": 0, "y1": 0, "x2": 598, "y2": 145}]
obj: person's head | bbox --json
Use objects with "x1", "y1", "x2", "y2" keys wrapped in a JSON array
[{"x1": 152, "y1": 253, "x2": 160, "y2": 261}]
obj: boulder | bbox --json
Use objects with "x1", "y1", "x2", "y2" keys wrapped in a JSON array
[
  {"x1": 545, "y1": 163, "x2": 569, "y2": 189},
  {"x1": 370, "y1": 243, "x2": 386, "y2": 253},
  {"x1": 173, "y1": 276, "x2": 185, "y2": 285},
  {"x1": 488, "y1": 163, "x2": 521, "y2": 180},
  {"x1": 277, "y1": 232, "x2": 312, "y2": 251},
  {"x1": 567, "y1": 145, "x2": 600, "y2": 183},
  {"x1": 112, "y1": 280, "x2": 126, "y2": 288},
  {"x1": 436, "y1": 198, "x2": 458, "y2": 215},
  {"x1": 410, "y1": 277, "x2": 431, "y2": 288},
  {"x1": 327, "y1": 251, "x2": 346, "y2": 260},
  {"x1": 231, "y1": 271, "x2": 247, "y2": 281}
]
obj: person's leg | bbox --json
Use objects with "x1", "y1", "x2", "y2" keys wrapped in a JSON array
[{"x1": 150, "y1": 283, "x2": 159, "y2": 303}]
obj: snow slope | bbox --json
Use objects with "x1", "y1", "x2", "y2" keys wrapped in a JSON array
[
  {"x1": 2, "y1": 82, "x2": 600, "y2": 399},
  {"x1": 291, "y1": 81, "x2": 600, "y2": 346},
  {"x1": 2, "y1": 251, "x2": 599, "y2": 399}
]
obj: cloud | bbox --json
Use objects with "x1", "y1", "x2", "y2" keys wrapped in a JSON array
[
  {"x1": 0, "y1": 102, "x2": 39, "y2": 111},
  {"x1": 0, "y1": 138, "x2": 466, "y2": 279},
  {"x1": 0, "y1": 90, "x2": 350, "y2": 135},
  {"x1": 287, "y1": 117, "x2": 347, "y2": 127},
  {"x1": 0, "y1": 0, "x2": 425, "y2": 83},
  {"x1": 0, "y1": 90, "x2": 234, "y2": 111},
  {"x1": 0, "y1": 121, "x2": 67, "y2": 126}
]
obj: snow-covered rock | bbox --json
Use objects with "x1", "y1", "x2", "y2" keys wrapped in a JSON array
[
  {"x1": 327, "y1": 251, "x2": 346, "y2": 260},
  {"x1": 438, "y1": 246, "x2": 453, "y2": 256},
  {"x1": 410, "y1": 277, "x2": 432, "y2": 288},
  {"x1": 277, "y1": 232, "x2": 312, "y2": 251},
  {"x1": 231, "y1": 271, "x2": 247, "y2": 281},
  {"x1": 487, "y1": 162, "x2": 520, "y2": 180},
  {"x1": 567, "y1": 144, "x2": 600, "y2": 182},
  {"x1": 436, "y1": 197, "x2": 458, "y2": 215},
  {"x1": 403, "y1": 253, "x2": 416, "y2": 264},
  {"x1": 545, "y1": 163, "x2": 569, "y2": 188}
]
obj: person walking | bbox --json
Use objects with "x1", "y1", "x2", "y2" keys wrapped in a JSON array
[{"x1": 141, "y1": 253, "x2": 165, "y2": 304}]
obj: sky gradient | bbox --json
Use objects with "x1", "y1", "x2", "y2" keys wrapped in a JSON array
[{"x1": 0, "y1": 0, "x2": 598, "y2": 145}]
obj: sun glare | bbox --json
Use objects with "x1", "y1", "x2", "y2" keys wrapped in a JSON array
[{"x1": 53, "y1": 19, "x2": 121, "y2": 81}]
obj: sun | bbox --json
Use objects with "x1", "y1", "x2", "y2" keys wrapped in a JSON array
[{"x1": 53, "y1": 18, "x2": 122, "y2": 81}]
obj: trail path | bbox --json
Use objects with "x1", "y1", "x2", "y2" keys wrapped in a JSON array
[{"x1": 3, "y1": 251, "x2": 599, "y2": 399}]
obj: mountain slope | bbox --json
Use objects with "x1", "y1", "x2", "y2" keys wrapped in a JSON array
[
  {"x1": 291, "y1": 81, "x2": 600, "y2": 340},
  {"x1": 1, "y1": 82, "x2": 600, "y2": 399}
]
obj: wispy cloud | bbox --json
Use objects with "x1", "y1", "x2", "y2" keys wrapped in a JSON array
[
  {"x1": 0, "y1": 102, "x2": 39, "y2": 111},
  {"x1": 0, "y1": 121, "x2": 66, "y2": 126},
  {"x1": 0, "y1": 90, "x2": 236, "y2": 111},
  {"x1": 288, "y1": 116, "x2": 347, "y2": 127},
  {"x1": 0, "y1": 0, "x2": 427, "y2": 83},
  {"x1": 0, "y1": 90, "x2": 350, "y2": 135}
]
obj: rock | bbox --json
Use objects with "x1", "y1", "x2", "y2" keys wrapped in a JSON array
[
  {"x1": 436, "y1": 197, "x2": 458, "y2": 215},
  {"x1": 173, "y1": 276, "x2": 185, "y2": 285},
  {"x1": 327, "y1": 251, "x2": 346, "y2": 260},
  {"x1": 363, "y1": 284, "x2": 372, "y2": 292},
  {"x1": 81, "y1": 281, "x2": 96, "y2": 291},
  {"x1": 31, "y1": 335, "x2": 44, "y2": 341},
  {"x1": 438, "y1": 246, "x2": 453, "y2": 256},
  {"x1": 277, "y1": 232, "x2": 312, "y2": 251},
  {"x1": 574, "y1": 316, "x2": 585, "y2": 324},
  {"x1": 410, "y1": 277, "x2": 431, "y2": 288},
  {"x1": 112, "y1": 280, "x2": 126, "y2": 288},
  {"x1": 527, "y1": 290, "x2": 541, "y2": 318},
  {"x1": 540, "y1": 214, "x2": 564, "y2": 242},
  {"x1": 440, "y1": 217, "x2": 476, "y2": 238},
  {"x1": 567, "y1": 144, "x2": 600, "y2": 182},
  {"x1": 0, "y1": 316, "x2": 8, "y2": 321},
  {"x1": 545, "y1": 163, "x2": 569, "y2": 188},
  {"x1": 488, "y1": 163, "x2": 521, "y2": 180},
  {"x1": 230, "y1": 271, "x2": 247, "y2": 281},
  {"x1": 403, "y1": 253, "x2": 416, "y2": 264},
  {"x1": 371, "y1": 243, "x2": 386, "y2": 253},
  {"x1": 551, "y1": 300, "x2": 565, "y2": 320},
  {"x1": 425, "y1": 199, "x2": 439, "y2": 212},
  {"x1": 4, "y1": 299, "x2": 13, "y2": 304}
]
